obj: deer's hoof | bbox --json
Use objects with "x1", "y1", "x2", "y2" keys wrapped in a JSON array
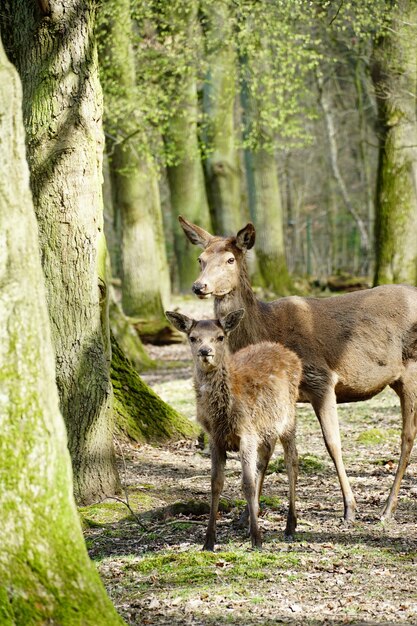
[
  {"x1": 284, "y1": 531, "x2": 295, "y2": 542},
  {"x1": 251, "y1": 532, "x2": 263, "y2": 550},
  {"x1": 343, "y1": 505, "x2": 356, "y2": 524},
  {"x1": 202, "y1": 542, "x2": 215, "y2": 552}
]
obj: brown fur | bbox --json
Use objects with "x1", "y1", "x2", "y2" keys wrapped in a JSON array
[
  {"x1": 179, "y1": 216, "x2": 417, "y2": 521},
  {"x1": 165, "y1": 309, "x2": 302, "y2": 550}
]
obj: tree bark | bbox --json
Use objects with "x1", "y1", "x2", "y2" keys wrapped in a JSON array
[
  {"x1": 0, "y1": 36, "x2": 123, "y2": 625},
  {"x1": 165, "y1": 2, "x2": 212, "y2": 292},
  {"x1": 317, "y1": 73, "x2": 371, "y2": 274},
  {"x1": 111, "y1": 336, "x2": 196, "y2": 443},
  {"x1": 1, "y1": 0, "x2": 120, "y2": 504},
  {"x1": 202, "y1": 0, "x2": 242, "y2": 235},
  {"x1": 248, "y1": 147, "x2": 293, "y2": 293},
  {"x1": 99, "y1": 0, "x2": 170, "y2": 319},
  {"x1": 372, "y1": 0, "x2": 417, "y2": 286}
]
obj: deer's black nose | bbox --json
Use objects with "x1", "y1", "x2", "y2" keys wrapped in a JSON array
[
  {"x1": 192, "y1": 282, "x2": 207, "y2": 296},
  {"x1": 198, "y1": 347, "x2": 213, "y2": 357}
]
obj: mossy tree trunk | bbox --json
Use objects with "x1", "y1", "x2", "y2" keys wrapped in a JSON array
[
  {"x1": 240, "y1": 49, "x2": 292, "y2": 294},
  {"x1": 372, "y1": 0, "x2": 417, "y2": 286},
  {"x1": 111, "y1": 336, "x2": 196, "y2": 443},
  {"x1": 202, "y1": 0, "x2": 241, "y2": 235},
  {"x1": 0, "y1": 37, "x2": 123, "y2": 625},
  {"x1": 165, "y1": 2, "x2": 212, "y2": 292},
  {"x1": 99, "y1": 0, "x2": 170, "y2": 319},
  {"x1": 1, "y1": 0, "x2": 120, "y2": 504},
  {"x1": 248, "y1": 148, "x2": 292, "y2": 293}
]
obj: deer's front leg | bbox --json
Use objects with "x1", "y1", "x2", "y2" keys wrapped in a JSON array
[
  {"x1": 203, "y1": 444, "x2": 226, "y2": 551},
  {"x1": 311, "y1": 384, "x2": 356, "y2": 521}
]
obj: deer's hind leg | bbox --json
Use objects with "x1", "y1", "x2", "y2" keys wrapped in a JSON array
[
  {"x1": 240, "y1": 436, "x2": 263, "y2": 549},
  {"x1": 281, "y1": 428, "x2": 298, "y2": 539},
  {"x1": 383, "y1": 365, "x2": 417, "y2": 519},
  {"x1": 237, "y1": 439, "x2": 276, "y2": 529}
]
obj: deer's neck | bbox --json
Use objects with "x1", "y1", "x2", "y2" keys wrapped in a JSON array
[
  {"x1": 194, "y1": 360, "x2": 238, "y2": 445},
  {"x1": 214, "y1": 264, "x2": 263, "y2": 352}
]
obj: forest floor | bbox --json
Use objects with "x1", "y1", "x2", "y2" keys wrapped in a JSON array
[{"x1": 82, "y1": 296, "x2": 417, "y2": 626}]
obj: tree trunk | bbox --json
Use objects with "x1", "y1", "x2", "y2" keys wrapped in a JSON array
[
  {"x1": 99, "y1": 0, "x2": 170, "y2": 319},
  {"x1": 239, "y1": 46, "x2": 291, "y2": 294},
  {"x1": 249, "y1": 148, "x2": 292, "y2": 293},
  {"x1": 111, "y1": 336, "x2": 196, "y2": 443},
  {"x1": 1, "y1": 0, "x2": 120, "y2": 504},
  {"x1": 317, "y1": 73, "x2": 371, "y2": 275},
  {"x1": 0, "y1": 36, "x2": 123, "y2": 625},
  {"x1": 165, "y1": 2, "x2": 212, "y2": 292},
  {"x1": 372, "y1": 0, "x2": 417, "y2": 286},
  {"x1": 202, "y1": 0, "x2": 241, "y2": 235}
]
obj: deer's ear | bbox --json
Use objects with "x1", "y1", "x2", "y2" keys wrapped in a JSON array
[
  {"x1": 235, "y1": 223, "x2": 255, "y2": 251},
  {"x1": 165, "y1": 311, "x2": 194, "y2": 334},
  {"x1": 178, "y1": 216, "x2": 213, "y2": 249},
  {"x1": 219, "y1": 309, "x2": 245, "y2": 334}
]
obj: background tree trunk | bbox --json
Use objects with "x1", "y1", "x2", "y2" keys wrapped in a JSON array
[
  {"x1": 202, "y1": 0, "x2": 241, "y2": 235},
  {"x1": 317, "y1": 73, "x2": 370, "y2": 274},
  {"x1": 0, "y1": 36, "x2": 123, "y2": 625},
  {"x1": 249, "y1": 148, "x2": 292, "y2": 293},
  {"x1": 99, "y1": 0, "x2": 170, "y2": 319},
  {"x1": 165, "y1": 1, "x2": 212, "y2": 292},
  {"x1": 372, "y1": 0, "x2": 417, "y2": 286},
  {"x1": 1, "y1": 0, "x2": 120, "y2": 504}
]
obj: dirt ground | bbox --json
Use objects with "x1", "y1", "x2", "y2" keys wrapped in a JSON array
[{"x1": 82, "y1": 298, "x2": 417, "y2": 626}]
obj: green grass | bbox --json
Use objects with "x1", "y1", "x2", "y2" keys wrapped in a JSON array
[
  {"x1": 113, "y1": 548, "x2": 301, "y2": 592},
  {"x1": 268, "y1": 453, "x2": 325, "y2": 475},
  {"x1": 356, "y1": 427, "x2": 401, "y2": 445}
]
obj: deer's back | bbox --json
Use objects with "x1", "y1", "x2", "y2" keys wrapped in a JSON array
[
  {"x1": 229, "y1": 284, "x2": 417, "y2": 403},
  {"x1": 229, "y1": 342, "x2": 302, "y2": 438}
]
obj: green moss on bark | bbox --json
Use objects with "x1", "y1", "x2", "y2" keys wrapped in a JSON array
[{"x1": 111, "y1": 335, "x2": 196, "y2": 442}]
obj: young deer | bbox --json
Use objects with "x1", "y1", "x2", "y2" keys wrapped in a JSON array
[
  {"x1": 179, "y1": 216, "x2": 417, "y2": 522},
  {"x1": 165, "y1": 308, "x2": 302, "y2": 551}
]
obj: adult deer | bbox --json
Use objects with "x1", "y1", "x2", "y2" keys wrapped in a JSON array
[{"x1": 179, "y1": 215, "x2": 417, "y2": 521}]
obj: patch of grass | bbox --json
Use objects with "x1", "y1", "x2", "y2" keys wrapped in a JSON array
[
  {"x1": 267, "y1": 454, "x2": 324, "y2": 475},
  {"x1": 259, "y1": 495, "x2": 281, "y2": 509},
  {"x1": 125, "y1": 548, "x2": 301, "y2": 590},
  {"x1": 170, "y1": 522, "x2": 196, "y2": 530},
  {"x1": 79, "y1": 501, "x2": 128, "y2": 526},
  {"x1": 79, "y1": 491, "x2": 154, "y2": 527},
  {"x1": 356, "y1": 428, "x2": 400, "y2": 445},
  {"x1": 299, "y1": 454, "x2": 325, "y2": 474}
]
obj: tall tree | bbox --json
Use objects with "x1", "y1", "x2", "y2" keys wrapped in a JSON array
[
  {"x1": 372, "y1": 0, "x2": 417, "y2": 285},
  {"x1": 99, "y1": 0, "x2": 170, "y2": 319},
  {"x1": 1, "y1": 0, "x2": 120, "y2": 504},
  {"x1": 163, "y1": 1, "x2": 212, "y2": 291},
  {"x1": 0, "y1": 36, "x2": 123, "y2": 625},
  {"x1": 240, "y1": 44, "x2": 292, "y2": 293},
  {"x1": 202, "y1": 0, "x2": 242, "y2": 235}
]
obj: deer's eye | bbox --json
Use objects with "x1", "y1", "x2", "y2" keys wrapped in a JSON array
[
  {"x1": 217, "y1": 336, "x2": 225, "y2": 342},
  {"x1": 227, "y1": 257, "x2": 235, "y2": 265},
  {"x1": 189, "y1": 336, "x2": 197, "y2": 343}
]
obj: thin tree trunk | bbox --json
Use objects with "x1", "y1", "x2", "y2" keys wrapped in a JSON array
[
  {"x1": 1, "y1": 0, "x2": 120, "y2": 504},
  {"x1": 0, "y1": 36, "x2": 123, "y2": 625},
  {"x1": 372, "y1": 0, "x2": 417, "y2": 286},
  {"x1": 317, "y1": 73, "x2": 370, "y2": 274},
  {"x1": 202, "y1": 0, "x2": 241, "y2": 235}
]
